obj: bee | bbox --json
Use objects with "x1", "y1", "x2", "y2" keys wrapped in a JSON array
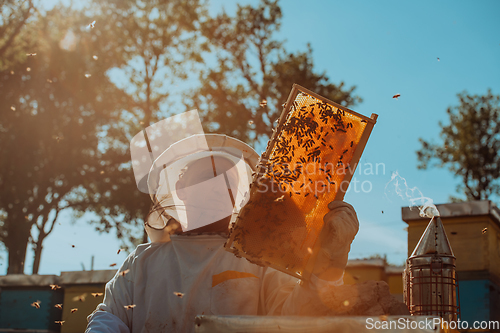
[
  {"x1": 72, "y1": 294, "x2": 86, "y2": 302},
  {"x1": 119, "y1": 269, "x2": 130, "y2": 277},
  {"x1": 55, "y1": 321, "x2": 65, "y2": 325},
  {"x1": 31, "y1": 301, "x2": 41, "y2": 309},
  {"x1": 85, "y1": 73, "x2": 91, "y2": 78},
  {"x1": 71, "y1": 308, "x2": 78, "y2": 313},
  {"x1": 482, "y1": 228, "x2": 487, "y2": 234},
  {"x1": 304, "y1": 193, "x2": 309, "y2": 197},
  {"x1": 46, "y1": 79, "x2": 53, "y2": 83},
  {"x1": 26, "y1": 67, "x2": 31, "y2": 72},
  {"x1": 392, "y1": 93, "x2": 401, "y2": 99},
  {"x1": 109, "y1": 263, "x2": 117, "y2": 267},
  {"x1": 50, "y1": 284, "x2": 61, "y2": 290},
  {"x1": 260, "y1": 99, "x2": 267, "y2": 107},
  {"x1": 173, "y1": 292, "x2": 184, "y2": 298},
  {"x1": 26, "y1": 53, "x2": 37, "y2": 56},
  {"x1": 124, "y1": 304, "x2": 137, "y2": 310},
  {"x1": 91, "y1": 292, "x2": 104, "y2": 297},
  {"x1": 437, "y1": 57, "x2": 440, "y2": 61},
  {"x1": 88, "y1": 20, "x2": 96, "y2": 29},
  {"x1": 54, "y1": 304, "x2": 63, "y2": 309},
  {"x1": 117, "y1": 249, "x2": 125, "y2": 255},
  {"x1": 93, "y1": 55, "x2": 98, "y2": 60},
  {"x1": 350, "y1": 141, "x2": 354, "y2": 147},
  {"x1": 274, "y1": 195, "x2": 285, "y2": 203},
  {"x1": 248, "y1": 120, "x2": 254, "y2": 125}
]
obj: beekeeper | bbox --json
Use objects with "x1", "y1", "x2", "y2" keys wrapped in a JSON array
[{"x1": 86, "y1": 133, "x2": 359, "y2": 333}]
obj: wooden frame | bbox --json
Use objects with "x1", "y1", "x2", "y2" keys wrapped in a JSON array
[{"x1": 225, "y1": 84, "x2": 378, "y2": 281}]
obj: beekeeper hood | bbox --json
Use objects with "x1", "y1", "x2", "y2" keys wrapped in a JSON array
[{"x1": 130, "y1": 111, "x2": 258, "y2": 241}]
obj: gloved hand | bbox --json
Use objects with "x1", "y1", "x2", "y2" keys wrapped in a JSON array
[{"x1": 312, "y1": 200, "x2": 359, "y2": 282}]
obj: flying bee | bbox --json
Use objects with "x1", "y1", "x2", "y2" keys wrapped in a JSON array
[
  {"x1": 274, "y1": 195, "x2": 285, "y2": 203},
  {"x1": 72, "y1": 293, "x2": 87, "y2": 302},
  {"x1": 124, "y1": 304, "x2": 136, "y2": 310},
  {"x1": 91, "y1": 293, "x2": 103, "y2": 297},
  {"x1": 93, "y1": 55, "x2": 98, "y2": 60},
  {"x1": 248, "y1": 120, "x2": 254, "y2": 125},
  {"x1": 173, "y1": 292, "x2": 184, "y2": 298},
  {"x1": 88, "y1": 20, "x2": 96, "y2": 29},
  {"x1": 71, "y1": 308, "x2": 78, "y2": 313},
  {"x1": 31, "y1": 301, "x2": 41, "y2": 309},
  {"x1": 26, "y1": 53, "x2": 37, "y2": 56},
  {"x1": 54, "y1": 304, "x2": 63, "y2": 309},
  {"x1": 392, "y1": 93, "x2": 401, "y2": 99},
  {"x1": 50, "y1": 284, "x2": 61, "y2": 290},
  {"x1": 85, "y1": 73, "x2": 91, "y2": 78},
  {"x1": 119, "y1": 269, "x2": 130, "y2": 277},
  {"x1": 55, "y1": 321, "x2": 65, "y2": 325},
  {"x1": 482, "y1": 228, "x2": 487, "y2": 234},
  {"x1": 109, "y1": 263, "x2": 117, "y2": 267},
  {"x1": 260, "y1": 99, "x2": 267, "y2": 107}
]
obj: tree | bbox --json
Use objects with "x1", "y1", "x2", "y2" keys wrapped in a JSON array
[
  {"x1": 191, "y1": 0, "x2": 361, "y2": 145},
  {"x1": 0, "y1": 0, "x2": 35, "y2": 67},
  {"x1": 417, "y1": 90, "x2": 500, "y2": 201},
  {"x1": 0, "y1": 4, "x2": 128, "y2": 274},
  {"x1": 84, "y1": 0, "x2": 208, "y2": 244}
]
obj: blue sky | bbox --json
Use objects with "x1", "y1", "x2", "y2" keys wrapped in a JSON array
[{"x1": 1, "y1": 0, "x2": 499, "y2": 274}]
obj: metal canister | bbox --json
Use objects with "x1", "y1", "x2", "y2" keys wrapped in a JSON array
[{"x1": 404, "y1": 216, "x2": 459, "y2": 321}]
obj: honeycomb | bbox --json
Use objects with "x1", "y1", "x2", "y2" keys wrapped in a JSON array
[{"x1": 225, "y1": 85, "x2": 377, "y2": 280}]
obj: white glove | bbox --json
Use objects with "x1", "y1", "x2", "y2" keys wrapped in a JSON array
[{"x1": 312, "y1": 201, "x2": 359, "y2": 281}]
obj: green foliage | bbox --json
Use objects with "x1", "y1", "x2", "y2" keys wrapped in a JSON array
[
  {"x1": 0, "y1": 4, "x2": 129, "y2": 273},
  {"x1": 417, "y1": 90, "x2": 500, "y2": 201},
  {"x1": 191, "y1": 0, "x2": 361, "y2": 145}
]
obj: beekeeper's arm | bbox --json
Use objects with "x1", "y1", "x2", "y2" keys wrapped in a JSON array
[
  {"x1": 261, "y1": 201, "x2": 359, "y2": 315},
  {"x1": 85, "y1": 255, "x2": 134, "y2": 333}
]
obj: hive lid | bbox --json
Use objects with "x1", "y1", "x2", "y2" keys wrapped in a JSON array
[{"x1": 410, "y1": 216, "x2": 454, "y2": 257}]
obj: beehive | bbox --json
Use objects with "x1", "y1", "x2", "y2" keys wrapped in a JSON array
[{"x1": 225, "y1": 84, "x2": 377, "y2": 280}]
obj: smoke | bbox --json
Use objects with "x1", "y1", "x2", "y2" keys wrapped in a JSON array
[{"x1": 385, "y1": 171, "x2": 440, "y2": 218}]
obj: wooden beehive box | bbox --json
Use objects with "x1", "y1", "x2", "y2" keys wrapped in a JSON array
[{"x1": 225, "y1": 84, "x2": 377, "y2": 281}]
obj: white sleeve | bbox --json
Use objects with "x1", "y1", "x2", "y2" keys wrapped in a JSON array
[
  {"x1": 86, "y1": 253, "x2": 135, "y2": 331},
  {"x1": 85, "y1": 311, "x2": 130, "y2": 333},
  {"x1": 261, "y1": 268, "x2": 344, "y2": 316}
]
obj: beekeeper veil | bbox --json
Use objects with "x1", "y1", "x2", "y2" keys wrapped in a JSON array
[{"x1": 130, "y1": 110, "x2": 258, "y2": 235}]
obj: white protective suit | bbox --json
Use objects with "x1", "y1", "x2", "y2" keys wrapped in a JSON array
[{"x1": 85, "y1": 234, "x2": 343, "y2": 333}]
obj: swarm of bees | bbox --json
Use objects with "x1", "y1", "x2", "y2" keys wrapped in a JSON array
[{"x1": 227, "y1": 88, "x2": 372, "y2": 278}]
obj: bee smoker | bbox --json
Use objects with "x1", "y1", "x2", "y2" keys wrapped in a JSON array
[{"x1": 403, "y1": 216, "x2": 459, "y2": 321}]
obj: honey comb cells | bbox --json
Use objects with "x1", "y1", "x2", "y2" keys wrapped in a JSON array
[{"x1": 225, "y1": 84, "x2": 377, "y2": 280}]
